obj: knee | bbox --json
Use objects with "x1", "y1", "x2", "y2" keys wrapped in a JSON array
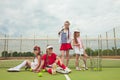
[
  {"x1": 24, "y1": 60, "x2": 30, "y2": 64},
  {"x1": 76, "y1": 57, "x2": 79, "y2": 61},
  {"x1": 61, "y1": 54, "x2": 64, "y2": 57},
  {"x1": 66, "y1": 56, "x2": 69, "y2": 58},
  {"x1": 66, "y1": 57, "x2": 69, "y2": 61},
  {"x1": 25, "y1": 60, "x2": 29, "y2": 62},
  {"x1": 84, "y1": 54, "x2": 88, "y2": 58}
]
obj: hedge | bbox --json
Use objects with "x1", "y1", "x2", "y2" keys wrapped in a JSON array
[
  {"x1": 1, "y1": 51, "x2": 34, "y2": 57},
  {"x1": 1, "y1": 48, "x2": 120, "y2": 57}
]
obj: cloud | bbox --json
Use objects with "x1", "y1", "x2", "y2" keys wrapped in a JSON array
[{"x1": 0, "y1": 0, "x2": 120, "y2": 38}]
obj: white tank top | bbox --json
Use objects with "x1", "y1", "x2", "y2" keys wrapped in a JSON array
[{"x1": 33, "y1": 57, "x2": 38, "y2": 64}]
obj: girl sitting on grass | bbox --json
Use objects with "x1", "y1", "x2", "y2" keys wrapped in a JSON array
[
  {"x1": 36, "y1": 45, "x2": 71, "y2": 74},
  {"x1": 7, "y1": 46, "x2": 41, "y2": 72}
]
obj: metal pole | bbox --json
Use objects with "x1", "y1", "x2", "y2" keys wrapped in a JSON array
[
  {"x1": 100, "y1": 34, "x2": 102, "y2": 53},
  {"x1": 89, "y1": 40, "x2": 93, "y2": 71},
  {"x1": 34, "y1": 33, "x2": 35, "y2": 46},
  {"x1": 20, "y1": 35, "x2": 22, "y2": 52},
  {"x1": 6, "y1": 35, "x2": 8, "y2": 53},
  {"x1": 86, "y1": 35, "x2": 88, "y2": 48},
  {"x1": 106, "y1": 32, "x2": 109, "y2": 56},
  {"x1": 97, "y1": 35, "x2": 100, "y2": 71},
  {"x1": 113, "y1": 28, "x2": 117, "y2": 56},
  {"x1": 100, "y1": 34, "x2": 102, "y2": 71},
  {"x1": 4, "y1": 34, "x2": 6, "y2": 58},
  {"x1": 47, "y1": 34, "x2": 48, "y2": 46}
]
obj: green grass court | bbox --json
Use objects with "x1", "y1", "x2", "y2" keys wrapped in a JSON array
[{"x1": 0, "y1": 59, "x2": 120, "y2": 80}]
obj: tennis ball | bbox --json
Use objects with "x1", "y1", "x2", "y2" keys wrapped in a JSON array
[
  {"x1": 38, "y1": 72, "x2": 42, "y2": 77},
  {"x1": 42, "y1": 69, "x2": 45, "y2": 72},
  {"x1": 29, "y1": 68, "x2": 32, "y2": 72}
]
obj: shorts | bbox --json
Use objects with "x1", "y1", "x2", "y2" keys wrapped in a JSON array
[{"x1": 74, "y1": 47, "x2": 84, "y2": 55}]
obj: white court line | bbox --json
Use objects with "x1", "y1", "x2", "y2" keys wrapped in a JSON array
[{"x1": 64, "y1": 74, "x2": 71, "y2": 80}]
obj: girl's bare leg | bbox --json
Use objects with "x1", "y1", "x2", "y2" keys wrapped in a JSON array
[
  {"x1": 61, "y1": 50, "x2": 65, "y2": 64},
  {"x1": 83, "y1": 52, "x2": 88, "y2": 69},
  {"x1": 75, "y1": 54, "x2": 80, "y2": 68},
  {"x1": 66, "y1": 50, "x2": 70, "y2": 67}
]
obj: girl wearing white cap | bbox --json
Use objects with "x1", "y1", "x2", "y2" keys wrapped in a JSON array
[
  {"x1": 37, "y1": 45, "x2": 71, "y2": 74},
  {"x1": 58, "y1": 21, "x2": 72, "y2": 67},
  {"x1": 73, "y1": 29, "x2": 88, "y2": 70}
]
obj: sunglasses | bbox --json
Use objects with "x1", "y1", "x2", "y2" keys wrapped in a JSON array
[{"x1": 34, "y1": 49, "x2": 37, "y2": 50}]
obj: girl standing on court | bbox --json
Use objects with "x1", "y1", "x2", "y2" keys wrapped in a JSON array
[
  {"x1": 58, "y1": 21, "x2": 72, "y2": 67},
  {"x1": 73, "y1": 29, "x2": 88, "y2": 70}
]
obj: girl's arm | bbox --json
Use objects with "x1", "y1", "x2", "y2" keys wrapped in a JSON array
[
  {"x1": 69, "y1": 32, "x2": 72, "y2": 43},
  {"x1": 73, "y1": 39, "x2": 80, "y2": 46},
  {"x1": 37, "y1": 60, "x2": 45, "y2": 71},
  {"x1": 56, "y1": 56, "x2": 61, "y2": 60},
  {"x1": 33, "y1": 56, "x2": 41, "y2": 71},
  {"x1": 55, "y1": 56, "x2": 62, "y2": 64}
]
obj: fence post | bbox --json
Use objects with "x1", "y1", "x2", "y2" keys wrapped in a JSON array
[
  {"x1": 20, "y1": 35, "x2": 22, "y2": 52},
  {"x1": 86, "y1": 35, "x2": 88, "y2": 48},
  {"x1": 98, "y1": 35, "x2": 100, "y2": 56},
  {"x1": 100, "y1": 34, "x2": 103, "y2": 56},
  {"x1": 6, "y1": 35, "x2": 8, "y2": 53},
  {"x1": 113, "y1": 28, "x2": 117, "y2": 56},
  {"x1": 4, "y1": 34, "x2": 7, "y2": 58},
  {"x1": 106, "y1": 32, "x2": 109, "y2": 56},
  {"x1": 47, "y1": 34, "x2": 48, "y2": 45},
  {"x1": 34, "y1": 33, "x2": 36, "y2": 46}
]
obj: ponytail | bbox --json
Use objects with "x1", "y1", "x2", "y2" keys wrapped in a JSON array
[
  {"x1": 59, "y1": 21, "x2": 70, "y2": 39},
  {"x1": 74, "y1": 32, "x2": 78, "y2": 44},
  {"x1": 64, "y1": 21, "x2": 70, "y2": 39},
  {"x1": 68, "y1": 28, "x2": 69, "y2": 39}
]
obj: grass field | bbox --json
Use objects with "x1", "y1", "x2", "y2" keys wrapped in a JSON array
[{"x1": 0, "y1": 59, "x2": 120, "y2": 80}]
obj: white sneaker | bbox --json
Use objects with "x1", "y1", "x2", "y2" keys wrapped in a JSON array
[
  {"x1": 57, "y1": 67, "x2": 63, "y2": 70},
  {"x1": 76, "y1": 67, "x2": 82, "y2": 71},
  {"x1": 85, "y1": 67, "x2": 88, "y2": 70},
  {"x1": 52, "y1": 63, "x2": 57, "y2": 74},
  {"x1": 56, "y1": 69, "x2": 68, "y2": 74},
  {"x1": 81, "y1": 64, "x2": 85, "y2": 68},
  {"x1": 81, "y1": 64, "x2": 88, "y2": 70},
  {"x1": 64, "y1": 67, "x2": 71, "y2": 73},
  {"x1": 56, "y1": 67, "x2": 68, "y2": 74},
  {"x1": 7, "y1": 68, "x2": 20, "y2": 72}
]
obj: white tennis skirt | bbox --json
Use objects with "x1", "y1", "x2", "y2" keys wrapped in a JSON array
[
  {"x1": 74, "y1": 47, "x2": 84, "y2": 55},
  {"x1": 31, "y1": 62, "x2": 38, "y2": 69}
]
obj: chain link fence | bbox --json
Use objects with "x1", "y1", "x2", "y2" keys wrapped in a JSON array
[{"x1": 0, "y1": 27, "x2": 120, "y2": 57}]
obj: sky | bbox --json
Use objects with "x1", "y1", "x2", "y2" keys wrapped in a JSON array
[{"x1": 0, "y1": 0, "x2": 120, "y2": 38}]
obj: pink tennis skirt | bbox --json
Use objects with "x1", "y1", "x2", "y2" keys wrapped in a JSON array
[{"x1": 60, "y1": 43, "x2": 73, "y2": 51}]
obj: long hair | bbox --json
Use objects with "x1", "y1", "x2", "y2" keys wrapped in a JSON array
[
  {"x1": 65, "y1": 21, "x2": 70, "y2": 39},
  {"x1": 33, "y1": 46, "x2": 41, "y2": 55},
  {"x1": 74, "y1": 32, "x2": 79, "y2": 44},
  {"x1": 58, "y1": 26, "x2": 64, "y2": 35},
  {"x1": 45, "y1": 49, "x2": 49, "y2": 66},
  {"x1": 58, "y1": 21, "x2": 70, "y2": 39}
]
